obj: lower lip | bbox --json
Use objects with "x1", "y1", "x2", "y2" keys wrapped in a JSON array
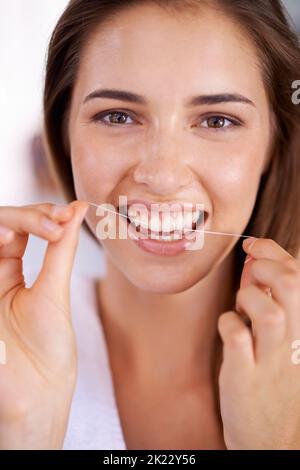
[{"x1": 125, "y1": 217, "x2": 205, "y2": 256}]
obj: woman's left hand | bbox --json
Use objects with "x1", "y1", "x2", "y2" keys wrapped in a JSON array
[{"x1": 218, "y1": 237, "x2": 300, "y2": 449}]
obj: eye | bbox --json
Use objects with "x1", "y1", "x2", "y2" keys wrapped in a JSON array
[
  {"x1": 198, "y1": 115, "x2": 241, "y2": 130},
  {"x1": 92, "y1": 110, "x2": 135, "y2": 127},
  {"x1": 92, "y1": 110, "x2": 242, "y2": 130}
]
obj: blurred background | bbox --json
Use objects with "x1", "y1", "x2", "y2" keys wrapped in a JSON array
[{"x1": 0, "y1": 0, "x2": 299, "y2": 279}]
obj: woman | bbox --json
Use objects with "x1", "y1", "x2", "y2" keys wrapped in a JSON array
[{"x1": 0, "y1": 0, "x2": 300, "y2": 450}]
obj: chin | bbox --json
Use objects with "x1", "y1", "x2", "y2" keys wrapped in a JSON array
[{"x1": 118, "y1": 260, "x2": 212, "y2": 295}]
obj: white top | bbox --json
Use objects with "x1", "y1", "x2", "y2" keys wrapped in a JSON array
[{"x1": 26, "y1": 268, "x2": 126, "y2": 450}]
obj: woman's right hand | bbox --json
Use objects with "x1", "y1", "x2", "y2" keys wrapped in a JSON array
[{"x1": 0, "y1": 200, "x2": 88, "y2": 449}]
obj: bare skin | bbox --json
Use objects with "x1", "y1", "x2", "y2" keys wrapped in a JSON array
[
  {"x1": 1, "y1": 2, "x2": 300, "y2": 450},
  {"x1": 96, "y1": 251, "x2": 235, "y2": 449},
  {"x1": 0, "y1": 201, "x2": 88, "y2": 449},
  {"x1": 67, "y1": 3, "x2": 273, "y2": 449}
]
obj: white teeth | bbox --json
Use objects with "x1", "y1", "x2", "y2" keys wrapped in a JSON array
[
  {"x1": 174, "y1": 211, "x2": 202, "y2": 231},
  {"x1": 126, "y1": 205, "x2": 205, "y2": 237},
  {"x1": 160, "y1": 232, "x2": 181, "y2": 241},
  {"x1": 127, "y1": 206, "x2": 148, "y2": 229},
  {"x1": 183, "y1": 212, "x2": 193, "y2": 230},
  {"x1": 162, "y1": 214, "x2": 176, "y2": 232},
  {"x1": 174, "y1": 213, "x2": 183, "y2": 231},
  {"x1": 192, "y1": 211, "x2": 201, "y2": 223},
  {"x1": 149, "y1": 213, "x2": 160, "y2": 232},
  {"x1": 128, "y1": 215, "x2": 140, "y2": 227},
  {"x1": 128, "y1": 206, "x2": 139, "y2": 219},
  {"x1": 140, "y1": 213, "x2": 148, "y2": 229},
  {"x1": 150, "y1": 232, "x2": 160, "y2": 240},
  {"x1": 161, "y1": 234, "x2": 170, "y2": 241},
  {"x1": 127, "y1": 213, "x2": 139, "y2": 228}
]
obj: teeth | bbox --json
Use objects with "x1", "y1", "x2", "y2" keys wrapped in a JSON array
[
  {"x1": 127, "y1": 206, "x2": 137, "y2": 218},
  {"x1": 162, "y1": 214, "x2": 176, "y2": 232},
  {"x1": 126, "y1": 205, "x2": 204, "y2": 236},
  {"x1": 183, "y1": 212, "x2": 193, "y2": 230},
  {"x1": 127, "y1": 206, "x2": 148, "y2": 229},
  {"x1": 192, "y1": 211, "x2": 201, "y2": 223},
  {"x1": 140, "y1": 213, "x2": 148, "y2": 229},
  {"x1": 160, "y1": 232, "x2": 182, "y2": 241},
  {"x1": 174, "y1": 211, "x2": 202, "y2": 231},
  {"x1": 174, "y1": 213, "x2": 183, "y2": 231},
  {"x1": 150, "y1": 232, "x2": 161, "y2": 240},
  {"x1": 128, "y1": 215, "x2": 138, "y2": 227},
  {"x1": 149, "y1": 213, "x2": 160, "y2": 232},
  {"x1": 127, "y1": 207, "x2": 139, "y2": 225}
]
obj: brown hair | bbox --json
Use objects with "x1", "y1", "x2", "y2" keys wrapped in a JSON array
[{"x1": 43, "y1": 0, "x2": 300, "y2": 291}]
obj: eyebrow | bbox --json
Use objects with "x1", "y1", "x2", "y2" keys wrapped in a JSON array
[{"x1": 83, "y1": 88, "x2": 255, "y2": 107}]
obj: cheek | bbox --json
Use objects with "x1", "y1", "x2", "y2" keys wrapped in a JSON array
[
  {"x1": 213, "y1": 162, "x2": 259, "y2": 200},
  {"x1": 201, "y1": 145, "x2": 265, "y2": 228},
  {"x1": 71, "y1": 136, "x2": 128, "y2": 200},
  {"x1": 70, "y1": 135, "x2": 133, "y2": 239}
]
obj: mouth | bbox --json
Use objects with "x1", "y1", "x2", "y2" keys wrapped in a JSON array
[{"x1": 117, "y1": 202, "x2": 208, "y2": 242}]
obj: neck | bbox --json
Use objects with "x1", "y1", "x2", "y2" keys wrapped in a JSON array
[{"x1": 97, "y1": 251, "x2": 236, "y2": 388}]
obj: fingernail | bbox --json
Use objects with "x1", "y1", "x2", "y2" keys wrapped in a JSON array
[
  {"x1": 243, "y1": 236, "x2": 257, "y2": 251},
  {"x1": 52, "y1": 204, "x2": 72, "y2": 217},
  {"x1": 0, "y1": 224, "x2": 13, "y2": 238},
  {"x1": 42, "y1": 217, "x2": 62, "y2": 232},
  {"x1": 244, "y1": 254, "x2": 253, "y2": 265}
]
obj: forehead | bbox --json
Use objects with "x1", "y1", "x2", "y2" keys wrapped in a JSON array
[{"x1": 73, "y1": 2, "x2": 266, "y2": 107}]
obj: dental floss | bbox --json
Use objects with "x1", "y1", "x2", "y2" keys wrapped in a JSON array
[{"x1": 86, "y1": 201, "x2": 253, "y2": 239}]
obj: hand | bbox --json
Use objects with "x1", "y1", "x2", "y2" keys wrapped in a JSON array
[
  {"x1": 218, "y1": 237, "x2": 300, "y2": 449},
  {"x1": 0, "y1": 200, "x2": 88, "y2": 449}
]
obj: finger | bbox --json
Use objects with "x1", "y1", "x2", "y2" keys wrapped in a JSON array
[
  {"x1": 0, "y1": 225, "x2": 15, "y2": 246},
  {"x1": 0, "y1": 206, "x2": 66, "y2": 246},
  {"x1": 240, "y1": 236, "x2": 296, "y2": 293},
  {"x1": 235, "y1": 284, "x2": 287, "y2": 361},
  {"x1": 33, "y1": 200, "x2": 89, "y2": 312},
  {"x1": 0, "y1": 203, "x2": 74, "y2": 260},
  {"x1": 240, "y1": 254, "x2": 256, "y2": 291},
  {"x1": 249, "y1": 257, "x2": 300, "y2": 333},
  {"x1": 240, "y1": 256, "x2": 285, "y2": 295},
  {"x1": 25, "y1": 202, "x2": 74, "y2": 223},
  {"x1": 0, "y1": 235, "x2": 27, "y2": 298},
  {"x1": 0, "y1": 204, "x2": 73, "y2": 298},
  {"x1": 242, "y1": 237, "x2": 294, "y2": 263},
  {"x1": 218, "y1": 311, "x2": 255, "y2": 369}
]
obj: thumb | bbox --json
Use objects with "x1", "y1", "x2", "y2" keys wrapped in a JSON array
[
  {"x1": 237, "y1": 255, "x2": 256, "y2": 326},
  {"x1": 240, "y1": 254, "x2": 270, "y2": 293},
  {"x1": 33, "y1": 200, "x2": 89, "y2": 307},
  {"x1": 239, "y1": 254, "x2": 255, "y2": 290}
]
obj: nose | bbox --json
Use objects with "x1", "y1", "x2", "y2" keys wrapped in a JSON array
[{"x1": 133, "y1": 132, "x2": 195, "y2": 196}]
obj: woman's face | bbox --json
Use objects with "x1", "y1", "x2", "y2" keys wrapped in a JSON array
[{"x1": 68, "y1": 3, "x2": 272, "y2": 293}]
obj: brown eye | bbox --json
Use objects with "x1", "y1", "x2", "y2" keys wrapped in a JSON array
[
  {"x1": 206, "y1": 116, "x2": 226, "y2": 128},
  {"x1": 93, "y1": 110, "x2": 135, "y2": 127},
  {"x1": 199, "y1": 115, "x2": 241, "y2": 130},
  {"x1": 107, "y1": 112, "x2": 129, "y2": 124}
]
